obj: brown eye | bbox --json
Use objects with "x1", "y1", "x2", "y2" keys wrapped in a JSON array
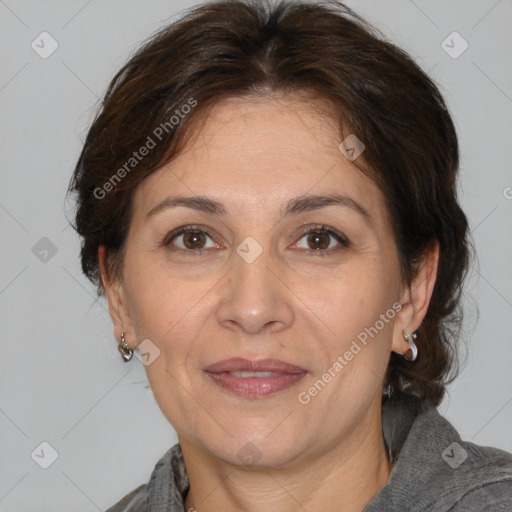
[
  {"x1": 294, "y1": 227, "x2": 349, "y2": 253},
  {"x1": 182, "y1": 230, "x2": 207, "y2": 249},
  {"x1": 166, "y1": 228, "x2": 217, "y2": 251},
  {"x1": 307, "y1": 231, "x2": 331, "y2": 250}
]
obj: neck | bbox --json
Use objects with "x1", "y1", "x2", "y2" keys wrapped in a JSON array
[{"x1": 182, "y1": 403, "x2": 391, "y2": 512}]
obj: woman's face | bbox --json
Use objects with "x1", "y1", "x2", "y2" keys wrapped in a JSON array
[{"x1": 107, "y1": 94, "x2": 416, "y2": 468}]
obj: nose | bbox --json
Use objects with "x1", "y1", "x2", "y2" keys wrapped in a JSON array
[{"x1": 216, "y1": 249, "x2": 295, "y2": 335}]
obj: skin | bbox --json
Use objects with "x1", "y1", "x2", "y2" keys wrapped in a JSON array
[{"x1": 100, "y1": 93, "x2": 439, "y2": 512}]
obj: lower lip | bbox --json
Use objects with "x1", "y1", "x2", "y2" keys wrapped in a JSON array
[{"x1": 204, "y1": 371, "x2": 307, "y2": 398}]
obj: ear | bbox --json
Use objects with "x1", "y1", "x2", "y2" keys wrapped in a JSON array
[
  {"x1": 391, "y1": 239, "x2": 440, "y2": 356},
  {"x1": 98, "y1": 246, "x2": 136, "y2": 349}
]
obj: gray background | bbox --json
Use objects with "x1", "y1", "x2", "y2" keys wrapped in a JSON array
[{"x1": 1, "y1": 0, "x2": 511, "y2": 510}]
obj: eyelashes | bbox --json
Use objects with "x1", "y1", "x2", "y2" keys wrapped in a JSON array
[
  {"x1": 162, "y1": 225, "x2": 219, "y2": 253},
  {"x1": 160, "y1": 224, "x2": 350, "y2": 257},
  {"x1": 292, "y1": 226, "x2": 349, "y2": 253}
]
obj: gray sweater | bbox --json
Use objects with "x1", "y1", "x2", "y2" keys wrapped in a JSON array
[{"x1": 106, "y1": 396, "x2": 512, "y2": 511}]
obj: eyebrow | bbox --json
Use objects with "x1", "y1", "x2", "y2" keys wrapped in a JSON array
[
  {"x1": 284, "y1": 194, "x2": 372, "y2": 226},
  {"x1": 146, "y1": 193, "x2": 373, "y2": 227}
]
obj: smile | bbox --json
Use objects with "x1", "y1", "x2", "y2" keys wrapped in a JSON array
[{"x1": 204, "y1": 358, "x2": 307, "y2": 398}]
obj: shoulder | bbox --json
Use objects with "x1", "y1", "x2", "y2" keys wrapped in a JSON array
[
  {"x1": 369, "y1": 396, "x2": 512, "y2": 511},
  {"x1": 446, "y1": 440, "x2": 512, "y2": 509},
  {"x1": 447, "y1": 478, "x2": 512, "y2": 511},
  {"x1": 418, "y1": 405, "x2": 512, "y2": 504},
  {"x1": 105, "y1": 484, "x2": 147, "y2": 512},
  {"x1": 419, "y1": 407, "x2": 512, "y2": 509}
]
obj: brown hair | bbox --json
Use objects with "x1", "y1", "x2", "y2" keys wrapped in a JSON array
[{"x1": 68, "y1": 0, "x2": 470, "y2": 406}]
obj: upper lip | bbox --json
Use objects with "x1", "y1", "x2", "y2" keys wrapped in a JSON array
[{"x1": 204, "y1": 358, "x2": 306, "y2": 374}]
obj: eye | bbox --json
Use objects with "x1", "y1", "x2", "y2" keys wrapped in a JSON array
[
  {"x1": 294, "y1": 226, "x2": 349, "y2": 253},
  {"x1": 164, "y1": 227, "x2": 218, "y2": 251}
]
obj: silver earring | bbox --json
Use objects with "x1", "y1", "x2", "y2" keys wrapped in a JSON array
[
  {"x1": 402, "y1": 330, "x2": 418, "y2": 361},
  {"x1": 118, "y1": 332, "x2": 133, "y2": 362}
]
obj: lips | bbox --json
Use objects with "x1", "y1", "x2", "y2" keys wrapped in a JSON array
[
  {"x1": 203, "y1": 358, "x2": 307, "y2": 398},
  {"x1": 204, "y1": 358, "x2": 306, "y2": 373}
]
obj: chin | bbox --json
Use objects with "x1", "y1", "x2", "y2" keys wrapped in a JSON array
[{"x1": 200, "y1": 423, "x2": 311, "y2": 470}]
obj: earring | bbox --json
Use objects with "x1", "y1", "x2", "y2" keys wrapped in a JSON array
[
  {"x1": 402, "y1": 330, "x2": 418, "y2": 362},
  {"x1": 118, "y1": 332, "x2": 133, "y2": 362}
]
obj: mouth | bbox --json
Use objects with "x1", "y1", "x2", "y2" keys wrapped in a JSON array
[{"x1": 203, "y1": 358, "x2": 307, "y2": 398}]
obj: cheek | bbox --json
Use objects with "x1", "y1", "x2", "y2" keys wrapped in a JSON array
[
  {"x1": 122, "y1": 260, "x2": 216, "y2": 426},
  {"x1": 123, "y1": 251, "x2": 220, "y2": 360},
  {"x1": 300, "y1": 293, "x2": 396, "y2": 419},
  {"x1": 304, "y1": 261, "x2": 397, "y2": 391},
  {"x1": 124, "y1": 248, "x2": 187, "y2": 325},
  {"x1": 308, "y1": 260, "x2": 393, "y2": 332}
]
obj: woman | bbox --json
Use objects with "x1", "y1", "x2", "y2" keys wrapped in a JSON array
[{"x1": 68, "y1": 0, "x2": 512, "y2": 510}]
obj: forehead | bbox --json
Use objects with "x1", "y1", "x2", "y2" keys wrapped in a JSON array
[
  {"x1": 132, "y1": 94, "x2": 389, "y2": 227},
  {"x1": 190, "y1": 93, "x2": 340, "y2": 151}
]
